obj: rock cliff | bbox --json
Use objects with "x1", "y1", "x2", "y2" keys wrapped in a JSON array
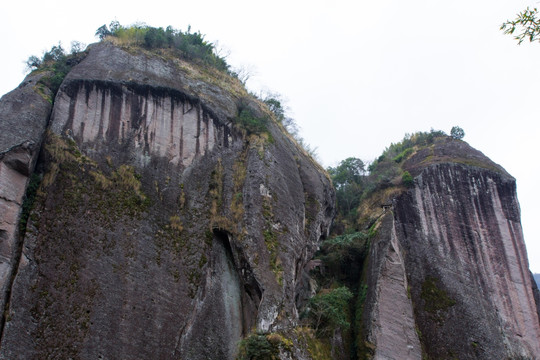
[
  {"x1": 362, "y1": 139, "x2": 540, "y2": 359},
  {"x1": 1, "y1": 39, "x2": 539, "y2": 360},
  {"x1": 0, "y1": 72, "x2": 53, "y2": 326},
  {"x1": 0, "y1": 42, "x2": 334, "y2": 359}
]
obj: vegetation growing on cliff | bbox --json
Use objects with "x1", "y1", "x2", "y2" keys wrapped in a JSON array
[
  {"x1": 302, "y1": 129, "x2": 460, "y2": 358},
  {"x1": 237, "y1": 332, "x2": 292, "y2": 360},
  {"x1": 19, "y1": 173, "x2": 42, "y2": 237},
  {"x1": 421, "y1": 276, "x2": 456, "y2": 316},
  {"x1": 96, "y1": 21, "x2": 229, "y2": 71},
  {"x1": 26, "y1": 43, "x2": 87, "y2": 99}
]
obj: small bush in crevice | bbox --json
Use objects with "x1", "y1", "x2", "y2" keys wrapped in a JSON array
[
  {"x1": 317, "y1": 232, "x2": 370, "y2": 286},
  {"x1": 236, "y1": 107, "x2": 268, "y2": 135},
  {"x1": 402, "y1": 171, "x2": 414, "y2": 188},
  {"x1": 237, "y1": 332, "x2": 291, "y2": 360},
  {"x1": 303, "y1": 286, "x2": 353, "y2": 336},
  {"x1": 19, "y1": 173, "x2": 42, "y2": 237}
]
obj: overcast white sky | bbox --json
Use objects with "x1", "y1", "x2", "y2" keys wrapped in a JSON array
[{"x1": 1, "y1": 0, "x2": 539, "y2": 272}]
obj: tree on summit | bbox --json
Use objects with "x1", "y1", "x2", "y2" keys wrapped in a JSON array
[
  {"x1": 450, "y1": 126, "x2": 465, "y2": 140},
  {"x1": 95, "y1": 24, "x2": 111, "y2": 40}
]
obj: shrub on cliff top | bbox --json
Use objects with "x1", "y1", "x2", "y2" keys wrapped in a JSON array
[
  {"x1": 450, "y1": 125, "x2": 465, "y2": 140},
  {"x1": 368, "y1": 129, "x2": 447, "y2": 173},
  {"x1": 25, "y1": 43, "x2": 87, "y2": 96},
  {"x1": 96, "y1": 21, "x2": 229, "y2": 72}
]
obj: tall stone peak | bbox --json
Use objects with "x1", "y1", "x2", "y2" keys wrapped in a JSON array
[
  {"x1": 361, "y1": 138, "x2": 540, "y2": 359},
  {"x1": 0, "y1": 40, "x2": 334, "y2": 359}
]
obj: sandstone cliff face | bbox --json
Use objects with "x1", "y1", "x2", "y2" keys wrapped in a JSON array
[
  {"x1": 363, "y1": 140, "x2": 540, "y2": 359},
  {"x1": 0, "y1": 73, "x2": 53, "y2": 328},
  {"x1": 0, "y1": 43, "x2": 334, "y2": 359},
  {"x1": 1, "y1": 41, "x2": 539, "y2": 360}
]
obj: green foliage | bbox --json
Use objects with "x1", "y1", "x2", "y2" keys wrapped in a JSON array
[
  {"x1": 19, "y1": 173, "x2": 42, "y2": 236},
  {"x1": 95, "y1": 24, "x2": 112, "y2": 40},
  {"x1": 327, "y1": 130, "x2": 449, "y2": 236},
  {"x1": 402, "y1": 171, "x2": 414, "y2": 187},
  {"x1": 369, "y1": 129, "x2": 446, "y2": 173},
  {"x1": 236, "y1": 107, "x2": 268, "y2": 135},
  {"x1": 263, "y1": 97, "x2": 285, "y2": 123},
  {"x1": 421, "y1": 276, "x2": 456, "y2": 314},
  {"x1": 393, "y1": 148, "x2": 413, "y2": 163},
  {"x1": 322, "y1": 130, "x2": 451, "y2": 357},
  {"x1": 26, "y1": 43, "x2": 87, "y2": 95},
  {"x1": 97, "y1": 22, "x2": 229, "y2": 71},
  {"x1": 327, "y1": 157, "x2": 365, "y2": 229},
  {"x1": 41, "y1": 44, "x2": 66, "y2": 63},
  {"x1": 238, "y1": 333, "x2": 275, "y2": 360},
  {"x1": 144, "y1": 27, "x2": 168, "y2": 49},
  {"x1": 237, "y1": 332, "x2": 290, "y2": 360},
  {"x1": 328, "y1": 157, "x2": 365, "y2": 189},
  {"x1": 362, "y1": 129, "x2": 448, "y2": 196},
  {"x1": 501, "y1": 7, "x2": 540, "y2": 44},
  {"x1": 305, "y1": 286, "x2": 353, "y2": 336},
  {"x1": 318, "y1": 232, "x2": 369, "y2": 285},
  {"x1": 450, "y1": 126, "x2": 465, "y2": 140},
  {"x1": 25, "y1": 55, "x2": 42, "y2": 70}
]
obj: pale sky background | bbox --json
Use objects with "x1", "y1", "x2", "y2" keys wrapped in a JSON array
[{"x1": 1, "y1": 0, "x2": 539, "y2": 272}]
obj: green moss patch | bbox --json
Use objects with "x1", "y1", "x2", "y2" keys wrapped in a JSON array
[{"x1": 421, "y1": 276, "x2": 456, "y2": 314}]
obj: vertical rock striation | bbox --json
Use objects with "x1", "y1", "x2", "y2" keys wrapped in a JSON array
[
  {"x1": 0, "y1": 73, "x2": 53, "y2": 329},
  {"x1": 397, "y1": 163, "x2": 540, "y2": 359},
  {"x1": 363, "y1": 139, "x2": 540, "y2": 359},
  {"x1": 364, "y1": 213, "x2": 422, "y2": 359},
  {"x1": 0, "y1": 42, "x2": 334, "y2": 359}
]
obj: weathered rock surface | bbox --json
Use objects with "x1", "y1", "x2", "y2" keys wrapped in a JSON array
[
  {"x1": 1, "y1": 41, "x2": 539, "y2": 360},
  {"x1": 363, "y1": 139, "x2": 540, "y2": 359},
  {"x1": 363, "y1": 213, "x2": 422, "y2": 359},
  {"x1": 0, "y1": 73, "x2": 53, "y2": 326},
  {"x1": 0, "y1": 43, "x2": 334, "y2": 359}
]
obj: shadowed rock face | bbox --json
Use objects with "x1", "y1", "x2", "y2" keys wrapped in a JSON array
[
  {"x1": 0, "y1": 73, "x2": 53, "y2": 327},
  {"x1": 0, "y1": 43, "x2": 334, "y2": 359}
]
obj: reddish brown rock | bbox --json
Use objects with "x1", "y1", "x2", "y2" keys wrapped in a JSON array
[{"x1": 361, "y1": 140, "x2": 540, "y2": 360}]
